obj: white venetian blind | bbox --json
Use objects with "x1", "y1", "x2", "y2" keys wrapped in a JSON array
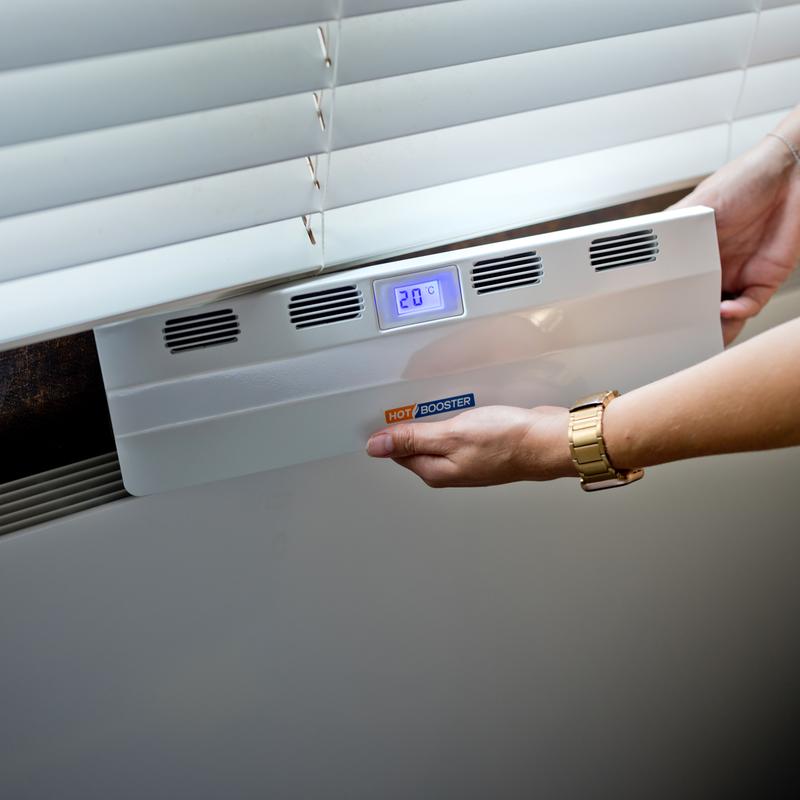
[
  {"x1": 0, "y1": 0, "x2": 455, "y2": 346},
  {"x1": 322, "y1": 0, "x2": 759, "y2": 264},
  {"x1": 0, "y1": 0, "x2": 796, "y2": 348}
]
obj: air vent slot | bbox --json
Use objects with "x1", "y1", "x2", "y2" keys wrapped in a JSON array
[
  {"x1": 471, "y1": 250, "x2": 543, "y2": 295},
  {"x1": 0, "y1": 453, "x2": 128, "y2": 536},
  {"x1": 289, "y1": 285, "x2": 364, "y2": 329},
  {"x1": 590, "y1": 229, "x2": 659, "y2": 272},
  {"x1": 163, "y1": 309, "x2": 240, "y2": 354}
]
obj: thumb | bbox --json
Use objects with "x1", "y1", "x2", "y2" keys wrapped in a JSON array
[
  {"x1": 366, "y1": 421, "x2": 452, "y2": 459},
  {"x1": 720, "y1": 285, "x2": 772, "y2": 321}
]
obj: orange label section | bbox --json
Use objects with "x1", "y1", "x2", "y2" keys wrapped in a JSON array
[{"x1": 384, "y1": 405, "x2": 415, "y2": 424}]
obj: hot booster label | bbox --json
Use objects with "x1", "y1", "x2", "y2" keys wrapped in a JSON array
[{"x1": 384, "y1": 393, "x2": 476, "y2": 424}]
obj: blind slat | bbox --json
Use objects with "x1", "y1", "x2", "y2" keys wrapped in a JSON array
[
  {"x1": 343, "y1": 0, "x2": 459, "y2": 14},
  {"x1": 332, "y1": 16, "x2": 753, "y2": 151},
  {"x1": 337, "y1": 0, "x2": 756, "y2": 85},
  {"x1": 324, "y1": 126, "x2": 728, "y2": 267},
  {"x1": 326, "y1": 73, "x2": 741, "y2": 211},
  {"x1": 737, "y1": 59, "x2": 800, "y2": 119},
  {"x1": 0, "y1": 0, "x2": 339, "y2": 71},
  {"x1": 749, "y1": 4, "x2": 800, "y2": 66},
  {"x1": 0, "y1": 218, "x2": 322, "y2": 351},
  {"x1": 0, "y1": 26, "x2": 332, "y2": 147},
  {"x1": 0, "y1": 95, "x2": 327, "y2": 218},
  {"x1": 0, "y1": 0, "x2": 458, "y2": 72},
  {"x1": 0, "y1": 160, "x2": 321, "y2": 280},
  {"x1": 760, "y1": 0, "x2": 799, "y2": 9}
]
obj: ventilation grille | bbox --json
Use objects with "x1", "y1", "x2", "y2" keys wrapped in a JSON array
[
  {"x1": 163, "y1": 309, "x2": 240, "y2": 353},
  {"x1": 590, "y1": 228, "x2": 659, "y2": 271},
  {"x1": 289, "y1": 285, "x2": 364, "y2": 329},
  {"x1": 471, "y1": 250, "x2": 543, "y2": 295},
  {"x1": 0, "y1": 453, "x2": 128, "y2": 537}
]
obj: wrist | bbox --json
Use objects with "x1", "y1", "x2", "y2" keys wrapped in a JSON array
[
  {"x1": 566, "y1": 392, "x2": 645, "y2": 491},
  {"x1": 774, "y1": 107, "x2": 800, "y2": 157},
  {"x1": 520, "y1": 407, "x2": 576, "y2": 480},
  {"x1": 763, "y1": 129, "x2": 800, "y2": 179},
  {"x1": 601, "y1": 391, "x2": 644, "y2": 471},
  {"x1": 552, "y1": 408, "x2": 579, "y2": 479}
]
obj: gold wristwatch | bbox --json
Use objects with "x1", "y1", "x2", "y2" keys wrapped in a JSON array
[{"x1": 568, "y1": 391, "x2": 644, "y2": 492}]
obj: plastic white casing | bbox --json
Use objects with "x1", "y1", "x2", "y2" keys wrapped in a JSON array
[{"x1": 95, "y1": 206, "x2": 723, "y2": 495}]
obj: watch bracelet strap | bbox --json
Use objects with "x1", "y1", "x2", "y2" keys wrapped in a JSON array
[{"x1": 568, "y1": 391, "x2": 644, "y2": 491}]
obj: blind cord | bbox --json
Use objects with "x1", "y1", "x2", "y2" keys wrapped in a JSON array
[
  {"x1": 319, "y1": 0, "x2": 345, "y2": 270},
  {"x1": 728, "y1": 1, "x2": 764, "y2": 162}
]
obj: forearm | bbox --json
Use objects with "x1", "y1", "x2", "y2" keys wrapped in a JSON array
[{"x1": 604, "y1": 316, "x2": 800, "y2": 470}]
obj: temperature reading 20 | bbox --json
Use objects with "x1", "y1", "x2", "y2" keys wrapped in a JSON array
[{"x1": 394, "y1": 279, "x2": 444, "y2": 317}]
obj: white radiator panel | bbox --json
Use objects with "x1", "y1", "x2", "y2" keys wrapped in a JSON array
[
  {"x1": 3, "y1": 434, "x2": 799, "y2": 799},
  {"x1": 5, "y1": 286, "x2": 800, "y2": 800},
  {"x1": 95, "y1": 207, "x2": 722, "y2": 496}
]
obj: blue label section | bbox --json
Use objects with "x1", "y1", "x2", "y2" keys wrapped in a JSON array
[{"x1": 414, "y1": 393, "x2": 476, "y2": 419}]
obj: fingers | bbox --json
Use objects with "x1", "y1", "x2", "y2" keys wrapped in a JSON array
[
  {"x1": 720, "y1": 293, "x2": 760, "y2": 345},
  {"x1": 367, "y1": 420, "x2": 459, "y2": 487},
  {"x1": 366, "y1": 419, "x2": 453, "y2": 459},
  {"x1": 720, "y1": 284, "x2": 776, "y2": 344},
  {"x1": 365, "y1": 432, "x2": 394, "y2": 457},
  {"x1": 720, "y1": 284, "x2": 772, "y2": 320},
  {"x1": 720, "y1": 295, "x2": 759, "y2": 320}
]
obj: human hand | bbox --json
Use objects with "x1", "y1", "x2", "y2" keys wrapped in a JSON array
[
  {"x1": 673, "y1": 132, "x2": 800, "y2": 344},
  {"x1": 366, "y1": 405, "x2": 575, "y2": 487}
]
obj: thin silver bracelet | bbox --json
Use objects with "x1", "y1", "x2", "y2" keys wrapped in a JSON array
[{"x1": 767, "y1": 132, "x2": 800, "y2": 166}]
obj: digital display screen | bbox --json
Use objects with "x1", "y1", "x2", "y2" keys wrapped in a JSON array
[
  {"x1": 393, "y1": 279, "x2": 444, "y2": 316},
  {"x1": 373, "y1": 265, "x2": 463, "y2": 330}
]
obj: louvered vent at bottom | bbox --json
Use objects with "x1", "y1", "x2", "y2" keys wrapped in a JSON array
[
  {"x1": 163, "y1": 309, "x2": 240, "y2": 353},
  {"x1": 471, "y1": 251, "x2": 543, "y2": 295},
  {"x1": 590, "y1": 229, "x2": 659, "y2": 271},
  {"x1": 0, "y1": 453, "x2": 128, "y2": 536},
  {"x1": 289, "y1": 285, "x2": 364, "y2": 329}
]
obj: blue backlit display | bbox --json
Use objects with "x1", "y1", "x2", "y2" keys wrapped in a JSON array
[{"x1": 373, "y1": 266, "x2": 463, "y2": 330}]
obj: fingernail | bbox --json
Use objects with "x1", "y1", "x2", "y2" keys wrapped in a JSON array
[{"x1": 367, "y1": 433, "x2": 394, "y2": 457}]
